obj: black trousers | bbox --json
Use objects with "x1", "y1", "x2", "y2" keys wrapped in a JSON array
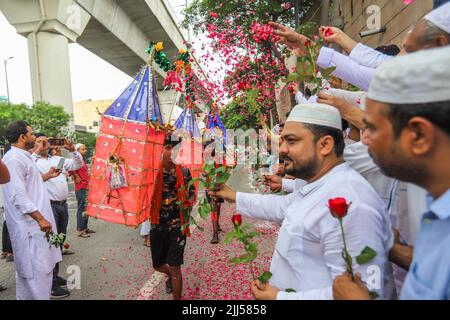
[
  {"x1": 51, "y1": 202, "x2": 69, "y2": 287},
  {"x1": 2, "y1": 221, "x2": 13, "y2": 254}
]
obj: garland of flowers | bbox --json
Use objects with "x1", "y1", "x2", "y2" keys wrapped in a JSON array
[{"x1": 147, "y1": 42, "x2": 196, "y2": 101}]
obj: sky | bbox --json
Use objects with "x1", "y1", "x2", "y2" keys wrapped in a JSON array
[{"x1": 0, "y1": 0, "x2": 213, "y2": 105}]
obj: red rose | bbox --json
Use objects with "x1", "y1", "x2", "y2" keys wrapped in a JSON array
[
  {"x1": 183, "y1": 200, "x2": 192, "y2": 207},
  {"x1": 304, "y1": 39, "x2": 312, "y2": 47},
  {"x1": 328, "y1": 198, "x2": 351, "y2": 218},
  {"x1": 231, "y1": 214, "x2": 242, "y2": 226},
  {"x1": 63, "y1": 243, "x2": 70, "y2": 249},
  {"x1": 325, "y1": 27, "x2": 334, "y2": 37}
]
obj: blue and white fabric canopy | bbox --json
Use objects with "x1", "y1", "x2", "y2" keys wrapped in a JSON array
[{"x1": 104, "y1": 66, "x2": 163, "y2": 124}]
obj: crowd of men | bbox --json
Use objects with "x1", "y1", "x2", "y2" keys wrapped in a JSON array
[
  {"x1": 212, "y1": 1, "x2": 450, "y2": 300},
  {"x1": 0, "y1": 121, "x2": 92, "y2": 299}
]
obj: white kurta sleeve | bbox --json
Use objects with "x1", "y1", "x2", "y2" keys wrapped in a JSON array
[
  {"x1": 324, "y1": 88, "x2": 366, "y2": 110},
  {"x1": 344, "y1": 142, "x2": 379, "y2": 176},
  {"x1": 317, "y1": 47, "x2": 376, "y2": 91},
  {"x1": 295, "y1": 91, "x2": 307, "y2": 105},
  {"x1": 236, "y1": 192, "x2": 296, "y2": 224},
  {"x1": 281, "y1": 179, "x2": 296, "y2": 193},
  {"x1": 349, "y1": 43, "x2": 393, "y2": 68},
  {"x1": 62, "y1": 152, "x2": 84, "y2": 171},
  {"x1": 277, "y1": 286, "x2": 333, "y2": 300},
  {"x1": 3, "y1": 159, "x2": 39, "y2": 215}
]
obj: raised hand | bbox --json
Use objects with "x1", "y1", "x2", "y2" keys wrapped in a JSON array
[
  {"x1": 319, "y1": 26, "x2": 358, "y2": 54},
  {"x1": 34, "y1": 137, "x2": 48, "y2": 155},
  {"x1": 319, "y1": 26, "x2": 342, "y2": 43},
  {"x1": 269, "y1": 22, "x2": 310, "y2": 50},
  {"x1": 63, "y1": 139, "x2": 75, "y2": 152}
]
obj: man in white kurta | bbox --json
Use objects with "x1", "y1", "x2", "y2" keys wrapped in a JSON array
[
  {"x1": 2, "y1": 121, "x2": 62, "y2": 300},
  {"x1": 215, "y1": 104, "x2": 394, "y2": 299}
]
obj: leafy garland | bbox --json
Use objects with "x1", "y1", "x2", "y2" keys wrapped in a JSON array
[{"x1": 147, "y1": 42, "x2": 196, "y2": 102}]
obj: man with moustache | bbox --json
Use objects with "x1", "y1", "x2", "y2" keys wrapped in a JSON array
[
  {"x1": 213, "y1": 104, "x2": 393, "y2": 300},
  {"x1": 32, "y1": 133, "x2": 83, "y2": 298},
  {"x1": 333, "y1": 46, "x2": 450, "y2": 300},
  {"x1": 1, "y1": 121, "x2": 62, "y2": 299}
]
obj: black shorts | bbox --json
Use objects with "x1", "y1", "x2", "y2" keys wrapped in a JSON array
[{"x1": 150, "y1": 226, "x2": 187, "y2": 268}]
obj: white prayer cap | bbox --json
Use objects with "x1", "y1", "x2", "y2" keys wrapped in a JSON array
[
  {"x1": 286, "y1": 103, "x2": 342, "y2": 130},
  {"x1": 368, "y1": 46, "x2": 450, "y2": 104},
  {"x1": 75, "y1": 143, "x2": 85, "y2": 151},
  {"x1": 425, "y1": 2, "x2": 450, "y2": 34}
]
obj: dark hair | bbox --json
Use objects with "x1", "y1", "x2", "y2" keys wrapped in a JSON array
[
  {"x1": 35, "y1": 133, "x2": 46, "y2": 138},
  {"x1": 342, "y1": 119, "x2": 349, "y2": 131},
  {"x1": 5, "y1": 121, "x2": 29, "y2": 144},
  {"x1": 375, "y1": 44, "x2": 401, "y2": 56},
  {"x1": 303, "y1": 124, "x2": 345, "y2": 157},
  {"x1": 388, "y1": 100, "x2": 450, "y2": 137}
]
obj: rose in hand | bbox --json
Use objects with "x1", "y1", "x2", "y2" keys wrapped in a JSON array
[
  {"x1": 319, "y1": 26, "x2": 342, "y2": 43},
  {"x1": 63, "y1": 139, "x2": 75, "y2": 152},
  {"x1": 268, "y1": 22, "x2": 311, "y2": 50}
]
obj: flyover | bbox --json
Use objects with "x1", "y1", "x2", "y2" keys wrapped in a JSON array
[{"x1": 0, "y1": 0, "x2": 209, "y2": 117}]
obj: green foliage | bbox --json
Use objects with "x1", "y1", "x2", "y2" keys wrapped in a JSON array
[
  {"x1": 258, "y1": 271, "x2": 273, "y2": 285},
  {"x1": 295, "y1": 21, "x2": 318, "y2": 39},
  {"x1": 356, "y1": 246, "x2": 378, "y2": 265},
  {"x1": 0, "y1": 101, "x2": 98, "y2": 162},
  {"x1": 45, "y1": 232, "x2": 66, "y2": 249},
  {"x1": 220, "y1": 94, "x2": 262, "y2": 130},
  {"x1": 0, "y1": 102, "x2": 29, "y2": 144},
  {"x1": 224, "y1": 222, "x2": 260, "y2": 265},
  {"x1": 0, "y1": 101, "x2": 70, "y2": 146},
  {"x1": 182, "y1": 0, "x2": 316, "y2": 36},
  {"x1": 193, "y1": 162, "x2": 232, "y2": 218},
  {"x1": 182, "y1": 0, "x2": 317, "y2": 120},
  {"x1": 26, "y1": 102, "x2": 70, "y2": 138}
]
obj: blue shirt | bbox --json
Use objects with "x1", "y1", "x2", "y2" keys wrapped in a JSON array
[{"x1": 401, "y1": 189, "x2": 450, "y2": 300}]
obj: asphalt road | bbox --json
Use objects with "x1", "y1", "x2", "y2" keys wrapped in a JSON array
[{"x1": 0, "y1": 165, "x2": 278, "y2": 300}]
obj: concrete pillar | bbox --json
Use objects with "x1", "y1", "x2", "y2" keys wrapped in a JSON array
[
  {"x1": 27, "y1": 31, "x2": 73, "y2": 115},
  {"x1": 0, "y1": 0, "x2": 91, "y2": 121}
]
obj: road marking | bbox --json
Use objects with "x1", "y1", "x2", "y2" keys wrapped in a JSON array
[
  {"x1": 136, "y1": 212, "x2": 199, "y2": 300},
  {"x1": 137, "y1": 271, "x2": 165, "y2": 300}
]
